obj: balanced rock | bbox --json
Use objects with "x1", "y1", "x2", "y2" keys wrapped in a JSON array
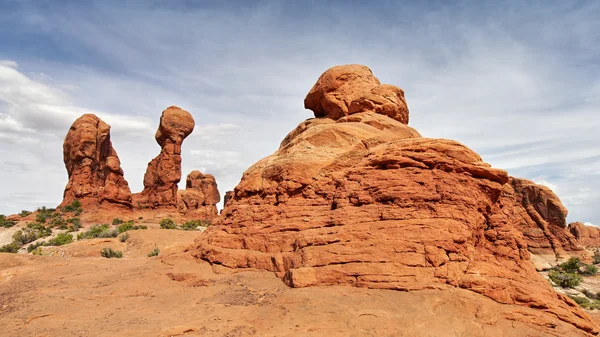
[
  {"x1": 193, "y1": 65, "x2": 598, "y2": 335},
  {"x1": 569, "y1": 222, "x2": 600, "y2": 247},
  {"x1": 178, "y1": 170, "x2": 220, "y2": 218},
  {"x1": 509, "y1": 178, "x2": 581, "y2": 255},
  {"x1": 139, "y1": 106, "x2": 195, "y2": 208},
  {"x1": 61, "y1": 114, "x2": 132, "y2": 209},
  {"x1": 304, "y1": 64, "x2": 409, "y2": 124}
]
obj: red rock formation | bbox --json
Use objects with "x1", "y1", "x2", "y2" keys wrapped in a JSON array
[
  {"x1": 178, "y1": 170, "x2": 220, "y2": 218},
  {"x1": 304, "y1": 64, "x2": 409, "y2": 124},
  {"x1": 138, "y1": 106, "x2": 195, "y2": 208},
  {"x1": 61, "y1": 114, "x2": 132, "y2": 209},
  {"x1": 509, "y1": 178, "x2": 581, "y2": 255},
  {"x1": 569, "y1": 222, "x2": 600, "y2": 247},
  {"x1": 193, "y1": 65, "x2": 599, "y2": 335}
]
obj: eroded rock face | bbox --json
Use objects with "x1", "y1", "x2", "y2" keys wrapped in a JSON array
[
  {"x1": 569, "y1": 222, "x2": 600, "y2": 247},
  {"x1": 509, "y1": 178, "x2": 581, "y2": 255},
  {"x1": 304, "y1": 64, "x2": 409, "y2": 124},
  {"x1": 139, "y1": 106, "x2": 195, "y2": 208},
  {"x1": 178, "y1": 170, "x2": 220, "y2": 218},
  {"x1": 61, "y1": 114, "x2": 132, "y2": 208},
  {"x1": 192, "y1": 66, "x2": 599, "y2": 335}
]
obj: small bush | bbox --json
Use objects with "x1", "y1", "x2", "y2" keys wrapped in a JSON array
[
  {"x1": 101, "y1": 248, "x2": 123, "y2": 258},
  {"x1": 138, "y1": 216, "x2": 143, "y2": 220},
  {"x1": 77, "y1": 224, "x2": 118, "y2": 240},
  {"x1": 13, "y1": 224, "x2": 52, "y2": 246},
  {"x1": 49, "y1": 214, "x2": 67, "y2": 229},
  {"x1": 19, "y1": 210, "x2": 32, "y2": 217},
  {"x1": 548, "y1": 270, "x2": 582, "y2": 288},
  {"x1": 180, "y1": 220, "x2": 202, "y2": 231},
  {"x1": 112, "y1": 218, "x2": 124, "y2": 226},
  {"x1": 568, "y1": 295, "x2": 600, "y2": 310},
  {"x1": 66, "y1": 218, "x2": 81, "y2": 232},
  {"x1": 35, "y1": 206, "x2": 55, "y2": 223},
  {"x1": 117, "y1": 220, "x2": 147, "y2": 233},
  {"x1": 147, "y1": 245, "x2": 160, "y2": 257},
  {"x1": 594, "y1": 250, "x2": 600, "y2": 265},
  {"x1": 559, "y1": 257, "x2": 581, "y2": 274},
  {"x1": 583, "y1": 264, "x2": 598, "y2": 276},
  {"x1": 160, "y1": 218, "x2": 177, "y2": 230},
  {"x1": 0, "y1": 215, "x2": 16, "y2": 228},
  {"x1": 62, "y1": 200, "x2": 82, "y2": 213},
  {"x1": 48, "y1": 233, "x2": 73, "y2": 246},
  {"x1": 0, "y1": 243, "x2": 20, "y2": 253},
  {"x1": 119, "y1": 233, "x2": 129, "y2": 243}
]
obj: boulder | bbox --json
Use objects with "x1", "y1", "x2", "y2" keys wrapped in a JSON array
[
  {"x1": 569, "y1": 222, "x2": 600, "y2": 247},
  {"x1": 61, "y1": 114, "x2": 132, "y2": 209},
  {"x1": 304, "y1": 64, "x2": 409, "y2": 124}
]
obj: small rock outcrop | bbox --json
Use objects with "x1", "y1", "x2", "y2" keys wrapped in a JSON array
[
  {"x1": 61, "y1": 114, "x2": 132, "y2": 209},
  {"x1": 304, "y1": 64, "x2": 409, "y2": 124},
  {"x1": 569, "y1": 222, "x2": 600, "y2": 247},
  {"x1": 139, "y1": 106, "x2": 195, "y2": 208},
  {"x1": 193, "y1": 65, "x2": 599, "y2": 335},
  {"x1": 178, "y1": 170, "x2": 220, "y2": 218},
  {"x1": 509, "y1": 178, "x2": 581, "y2": 255}
]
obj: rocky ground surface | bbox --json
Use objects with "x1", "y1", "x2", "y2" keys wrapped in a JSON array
[{"x1": 0, "y1": 228, "x2": 597, "y2": 337}]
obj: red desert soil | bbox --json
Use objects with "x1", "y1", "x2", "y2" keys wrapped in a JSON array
[{"x1": 0, "y1": 230, "x2": 596, "y2": 337}]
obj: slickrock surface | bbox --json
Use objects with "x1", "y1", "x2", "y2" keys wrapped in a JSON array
[
  {"x1": 61, "y1": 114, "x2": 132, "y2": 209},
  {"x1": 570, "y1": 222, "x2": 600, "y2": 247},
  {"x1": 179, "y1": 170, "x2": 220, "y2": 219},
  {"x1": 0, "y1": 230, "x2": 595, "y2": 337},
  {"x1": 139, "y1": 106, "x2": 195, "y2": 208},
  {"x1": 193, "y1": 65, "x2": 599, "y2": 335},
  {"x1": 509, "y1": 178, "x2": 581, "y2": 255},
  {"x1": 304, "y1": 64, "x2": 409, "y2": 124}
]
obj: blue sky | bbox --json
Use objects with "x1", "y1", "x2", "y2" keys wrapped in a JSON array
[{"x1": 0, "y1": 0, "x2": 599, "y2": 225}]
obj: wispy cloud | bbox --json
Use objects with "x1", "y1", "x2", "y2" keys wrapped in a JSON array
[{"x1": 0, "y1": 1, "x2": 598, "y2": 224}]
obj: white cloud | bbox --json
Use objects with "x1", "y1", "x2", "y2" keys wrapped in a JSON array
[
  {"x1": 534, "y1": 180, "x2": 559, "y2": 193},
  {"x1": 585, "y1": 222, "x2": 598, "y2": 227}
]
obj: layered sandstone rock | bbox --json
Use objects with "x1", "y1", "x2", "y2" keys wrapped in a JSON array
[
  {"x1": 304, "y1": 64, "x2": 409, "y2": 124},
  {"x1": 178, "y1": 170, "x2": 220, "y2": 218},
  {"x1": 569, "y1": 222, "x2": 600, "y2": 247},
  {"x1": 193, "y1": 65, "x2": 598, "y2": 335},
  {"x1": 139, "y1": 106, "x2": 195, "y2": 208},
  {"x1": 509, "y1": 178, "x2": 581, "y2": 255},
  {"x1": 61, "y1": 114, "x2": 132, "y2": 208}
]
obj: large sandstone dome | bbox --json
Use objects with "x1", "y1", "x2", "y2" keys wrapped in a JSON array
[{"x1": 193, "y1": 65, "x2": 599, "y2": 335}]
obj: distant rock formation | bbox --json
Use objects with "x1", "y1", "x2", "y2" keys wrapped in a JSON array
[
  {"x1": 178, "y1": 170, "x2": 220, "y2": 218},
  {"x1": 193, "y1": 64, "x2": 598, "y2": 335},
  {"x1": 569, "y1": 222, "x2": 600, "y2": 247},
  {"x1": 139, "y1": 106, "x2": 195, "y2": 208},
  {"x1": 61, "y1": 114, "x2": 132, "y2": 209},
  {"x1": 509, "y1": 178, "x2": 581, "y2": 255}
]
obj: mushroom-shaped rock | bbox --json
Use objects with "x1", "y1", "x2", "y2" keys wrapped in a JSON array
[
  {"x1": 61, "y1": 114, "x2": 132, "y2": 209},
  {"x1": 178, "y1": 170, "x2": 220, "y2": 218},
  {"x1": 140, "y1": 106, "x2": 195, "y2": 208},
  {"x1": 304, "y1": 64, "x2": 409, "y2": 124}
]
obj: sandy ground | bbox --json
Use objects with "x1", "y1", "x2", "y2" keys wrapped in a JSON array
[{"x1": 0, "y1": 229, "x2": 596, "y2": 337}]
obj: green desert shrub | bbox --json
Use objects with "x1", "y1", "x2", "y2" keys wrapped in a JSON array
[
  {"x1": 559, "y1": 257, "x2": 581, "y2": 273},
  {"x1": 35, "y1": 206, "x2": 55, "y2": 223},
  {"x1": 101, "y1": 248, "x2": 123, "y2": 258},
  {"x1": 61, "y1": 200, "x2": 82, "y2": 213},
  {"x1": 0, "y1": 215, "x2": 16, "y2": 228},
  {"x1": 48, "y1": 233, "x2": 73, "y2": 246},
  {"x1": 0, "y1": 243, "x2": 20, "y2": 253},
  {"x1": 119, "y1": 233, "x2": 129, "y2": 243},
  {"x1": 594, "y1": 250, "x2": 600, "y2": 265},
  {"x1": 180, "y1": 220, "x2": 203, "y2": 231},
  {"x1": 583, "y1": 289, "x2": 597, "y2": 299},
  {"x1": 147, "y1": 245, "x2": 160, "y2": 257},
  {"x1": 548, "y1": 270, "x2": 582, "y2": 288},
  {"x1": 77, "y1": 224, "x2": 118, "y2": 240},
  {"x1": 159, "y1": 218, "x2": 177, "y2": 230},
  {"x1": 112, "y1": 218, "x2": 124, "y2": 226},
  {"x1": 117, "y1": 220, "x2": 147, "y2": 233},
  {"x1": 19, "y1": 210, "x2": 32, "y2": 217},
  {"x1": 583, "y1": 264, "x2": 598, "y2": 276},
  {"x1": 568, "y1": 295, "x2": 600, "y2": 310}
]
